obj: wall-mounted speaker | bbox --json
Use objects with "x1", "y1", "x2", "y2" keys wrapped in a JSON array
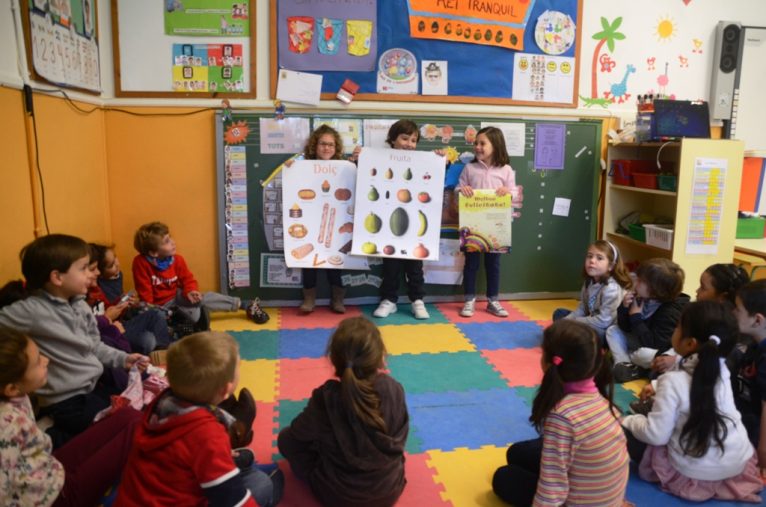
[{"x1": 709, "y1": 21, "x2": 742, "y2": 121}]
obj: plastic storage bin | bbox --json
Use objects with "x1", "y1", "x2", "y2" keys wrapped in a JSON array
[
  {"x1": 736, "y1": 217, "x2": 766, "y2": 239},
  {"x1": 632, "y1": 173, "x2": 658, "y2": 189},
  {"x1": 610, "y1": 160, "x2": 655, "y2": 186},
  {"x1": 628, "y1": 223, "x2": 646, "y2": 242},
  {"x1": 657, "y1": 173, "x2": 677, "y2": 192},
  {"x1": 644, "y1": 224, "x2": 674, "y2": 250}
]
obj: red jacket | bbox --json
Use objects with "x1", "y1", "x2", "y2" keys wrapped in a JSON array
[
  {"x1": 132, "y1": 254, "x2": 199, "y2": 305},
  {"x1": 115, "y1": 391, "x2": 257, "y2": 507}
]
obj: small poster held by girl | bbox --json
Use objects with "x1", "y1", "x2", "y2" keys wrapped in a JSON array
[
  {"x1": 458, "y1": 190, "x2": 512, "y2": 252},
  {"x1": 282, "y1": 159, "x2": 368, "y2": 270}
]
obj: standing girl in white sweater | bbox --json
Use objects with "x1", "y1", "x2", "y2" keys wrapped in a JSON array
[{"x1": 622, "y1": 300, "x2": 762, "y2": 503}]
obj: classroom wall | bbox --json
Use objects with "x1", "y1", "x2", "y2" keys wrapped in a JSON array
[
  {"x1": 2, "y1": 0, "x2": 766, "y2": 292},
  {"x1": 0, "y1": 87, "x2": 35, "y2": 282},
  {"x1": 104, "y1": 109, "x2": 220, "y2": 290}
]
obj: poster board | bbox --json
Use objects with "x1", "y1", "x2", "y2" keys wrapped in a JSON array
[
  {"x1": 269, "y1": 0, "x2": 582, "y2": 106},
  {"x1": 216, "y1": 112, "x2": 602, "y2": 303},
  {"x1": 20, "y1": 0, "x2": 101, "y2": 94},
  {"x1": 111, "y1": 0, "x2": 257, "y2": 98}
]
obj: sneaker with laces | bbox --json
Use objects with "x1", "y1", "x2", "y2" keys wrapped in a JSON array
[
  {"x1": 460, "y1": 299, "x2": 476, "y2": 317},
  {"x1": 486, "y1": 300, "x2": 509, "y2": 318},
  {"x1": 373, "y1": 299, "x2": 397, "y2": 318},
  {"x1": 246, "y1": 298, "x2": 270, "y2": 325},
  {"x1": 613, "y1": 362, "x2": 648, "y2": 383},
  {"x1": 411, "y1": 299, "x2": 430, "y2": 319}
]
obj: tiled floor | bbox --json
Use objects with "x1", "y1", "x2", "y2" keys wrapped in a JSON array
[{"x1": 211, "y1": 301, "x2": 760, "y2": 507}]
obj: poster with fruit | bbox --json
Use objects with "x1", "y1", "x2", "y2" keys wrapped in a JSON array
[
  {"x1": 458, "y1": 190, "x2": 512, "y2": 253},
  {"x1": 351, "y1": 148, "x2": 446, "y2": 261},
  {"x1": 282, "y1": 160, "x2": 368, "y2": 270}
]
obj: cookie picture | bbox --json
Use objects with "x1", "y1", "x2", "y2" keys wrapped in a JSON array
[{"x1": 327, "y1": 255, "x2": 343, "y2": 266}]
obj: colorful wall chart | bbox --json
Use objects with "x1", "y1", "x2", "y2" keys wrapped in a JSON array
[
  {"x1": 458, "y1": 191, "x2": 512, "y2": 253},
  {"x1": 223, "y1": 144, "x2": 252, "y2": 288},
  {"x1": 406, "y1": 0, "x2": 536, "y2": 51},
  {"x1": 686, "y1": 157, "x2": 727, "y2": 255},
  {"x1": 25, "y1": 0, "x2": 100, "y2": 91},
  {"x1": 282, "y1": 160, "x2": 368, "y2": 270},
  {"x1": 164, "y1": 0, "x2": 250, "y2": 36},
  {"x1": 352, "y1": 148, "x2": 446, "y2": 261},
  {"x1": 172, "y1": 43, "x2": 244, "y2": 93}
]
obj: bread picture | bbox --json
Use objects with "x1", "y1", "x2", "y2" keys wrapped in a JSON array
[
  {"x1": 298, "y1": 189, "x2": 316, "y2": 200},
  {"x1": 334, "y1": 188, "x2": 352, "y2": 201},
  {"x1": 288, "y1": 223, "x2": 308, "y2": 239},
  {"x1": 291, "y1": 243, "x2": 314, "y2": 259},
  {"x1": 338, "y1": 222, "x2": 353, "y2": 234}
]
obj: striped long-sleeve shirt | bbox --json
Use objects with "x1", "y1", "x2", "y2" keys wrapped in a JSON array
[{"x1": 534, "y1": 393, "x2": 629, "y2": 506}]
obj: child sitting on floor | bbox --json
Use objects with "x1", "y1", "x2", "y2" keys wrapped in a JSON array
[
  {"x1": 0, "y1": 327, "x2": 142, "y2": 507},
  {"x1": 132, "y1": 221, "x2": 269, "y2": 326},
  {"x1": 0, "y1": 234, "x2": 148, "y2": 448},
  {"x1": 116, "y1": 331, "x2": 283, "y2": 507},
  {"x1": 278, "y1": 317, "x2": 409, "y2": 506}
]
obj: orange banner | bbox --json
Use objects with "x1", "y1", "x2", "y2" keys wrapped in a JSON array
[{"x1": 408, "y1": 0, "x2": 535, "y2": 50}]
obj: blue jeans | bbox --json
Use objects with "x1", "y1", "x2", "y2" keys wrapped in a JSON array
[
  {"x1": 123, "y1": 308, "x2": 171, "y2": 354},
  {"x1": 241, "y1": 465, "x2": 281, "y2": 507},
  {"x1": 552, "y1": 308, "x2": 571, "y2": 321},
  {"x1": 463, "y1": 252, "x2": 501, "y2": 300}
]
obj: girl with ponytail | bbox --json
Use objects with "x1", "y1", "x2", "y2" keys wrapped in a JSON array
[
  {"x1": 278, "y1": 317, "x2": 409, "y2": 507},
  {"x1": 622, "y1": 301, "x2": 762, "y2": 502},
  {"x1": 492, "y1": 320, "x2": 629, "y2": 506}
]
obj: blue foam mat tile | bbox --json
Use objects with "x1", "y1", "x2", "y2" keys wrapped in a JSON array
[
  {"x1": 278, "y1": 328, "x2": 334, "y2": 359},
  {"x1": 405, "y1": 388, "x2": 539, "y2": 452},
  {"x1": 456, "y1": 321, "x2": 543, "y2": 350},
  {"x1": 358, "y1": 303, "x2": 451, "y2": 325},
  {"x1": 231, "y1": 330, "x2": 280, "y2": 360}
]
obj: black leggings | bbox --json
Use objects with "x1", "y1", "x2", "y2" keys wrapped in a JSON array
[{"x1": 492, "y1": 438, "x2": 542, "y2": 506}]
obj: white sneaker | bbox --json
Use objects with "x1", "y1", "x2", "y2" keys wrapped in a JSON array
[
  {"x1": 460, "y1": 299, "x2": 476, "y2": 317},
  {"x1": 373, "y1": 300, "x2": 397, "y2": 318},
  {"x1": 411, "y1": 299, "x2": 430, "y2": 319},
  {"x1": 487, "y1": 300, "x2": 509, "y2": 318}
]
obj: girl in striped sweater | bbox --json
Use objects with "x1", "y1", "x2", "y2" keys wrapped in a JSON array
[{"x1": 492, "y1": 320, "x2": 629, "y2": 506}]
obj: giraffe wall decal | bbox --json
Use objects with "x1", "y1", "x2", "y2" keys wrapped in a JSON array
[{"x1": 604, "y1": 64, "x2": 636, "y2": 104}]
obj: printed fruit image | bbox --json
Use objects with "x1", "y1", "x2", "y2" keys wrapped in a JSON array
[
  {"x1": 361, "y1": 242, "x2": 378, "y2": 254},
  {"x1": 385, "y1": 190, "x2": 390, "y2": 200},
  {"x1": 397, "y1": 189, "x2": 412, "y2": 203},
  {"x1": 364, "y1": 212, "x2": 382, "y2": 234},
  {"x1": 403, "y1": 168, "x2": 412, "y2": 180},
  {"x1": 418, "y1": 192, "x2": 431, "y2": 203},
  {"x1": 368, "y1": 186, "x2": 379, "y2": 201},
  {"x1": 413, "y1": 243, "x2": 430, "y2": 259},
  {"x1": 383, "y1": 245, "x2": 395, "y2": 255},
  {"x1": 389, "y1": 207, "x2": 409, "y2": 237},
  {"x1": 417, "y1": 210, "x2": 427, "y2": 237},
  {"x1": 384, "y1": 168, "x2": 394, "y2": 180},
  {"x1": 371, "y1": 167, "x2": 377, "y2": 176},
  {"x1": 321, "y1": 180, "x2": 330, "y2": 193}
]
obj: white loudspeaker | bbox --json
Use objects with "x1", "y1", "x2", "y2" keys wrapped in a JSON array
[{"x1": 709, "y1": 21, "x2": 742, "y2": 121}]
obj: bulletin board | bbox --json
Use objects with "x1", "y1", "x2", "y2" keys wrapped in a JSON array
[
  {"x1": 269, "y1": 0, "x2": 582, "y2": 107},
  {"x1": 20, "y1": 0, "x2": 101, "y2": 94},
  {"x1": 216, "y1": 112, "x2": 602, "y2": 303},
  {"x1": 111, "y1": 0, "x2": 257, "y2": 98}
]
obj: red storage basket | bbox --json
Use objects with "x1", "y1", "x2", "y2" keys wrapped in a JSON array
[
  {"x1": 632, "y1": 172, "x2": 658, "y2": 189},
  {"x1": 611, "y1": 160, "x2": 655, "y2": 186}
]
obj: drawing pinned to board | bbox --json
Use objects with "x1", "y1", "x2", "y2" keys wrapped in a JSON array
[
  {"x1": 164, "y1": 0, "x2": 249, "y2": 36},
  {"x1": 534, "y1": 10, "x2": 576, "y2": 56},
  {"x1": 421, "y1": 61, "x2": 448, "y2": 96},
  {"x1": 589, "y1": 17, "x2": 625, "y2": 100},
  {"x1": 377, "y1": 48, "x2": 418, "y2": 94},
  {"x1": 224, "y1": 121, "x2": 250, "y2": 145}
]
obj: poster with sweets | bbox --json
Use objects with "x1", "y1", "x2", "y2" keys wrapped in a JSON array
[
  {"x1": 282, "y1": 160, "x2": 368, "y2": 270},
  {"x1": 351, "y1": 148, "x2": 445, "y2": 261},
  {"x1": 458, "y1": 190, "x2": 512, "y2": 253}
]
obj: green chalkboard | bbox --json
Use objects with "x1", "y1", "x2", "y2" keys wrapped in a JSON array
[{"x1": 216, "y1": 112, "x2": 601, "y2": 303}]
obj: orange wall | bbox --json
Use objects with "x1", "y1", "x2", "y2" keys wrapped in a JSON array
[
  {"x1": 105, "y1": 109, "x2": 220, "y2": 291},
  {"x1": 1, "y1": 88, "x2": 111, "y2": 284},
  {"x1": 0, "y1": 87, "x2": 35, "y2": 282}
]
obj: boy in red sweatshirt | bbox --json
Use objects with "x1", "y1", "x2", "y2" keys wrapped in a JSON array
[{"x1": 132, "y1": 221, "x2": 268, "y2": 325}]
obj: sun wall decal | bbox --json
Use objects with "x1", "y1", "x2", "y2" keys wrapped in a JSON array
[{"x1": 655, "y1": 15, "x2": 677, "y2": 42}]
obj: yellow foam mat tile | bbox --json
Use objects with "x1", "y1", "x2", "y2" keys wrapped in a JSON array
[
  {"x1": 381, "y1": 323, "x2": 475, "y2": 355},
  {"x1": 621, "y1": 378, "x2": 649, "y2": 396},
  {"x1": 426, "y1": 445, "x2": 510, "y2": 507},
  {"x1": 210, "y1": 308, "x2": 281, "y2": 332},
  {"x1": 239, "y1": 359, "x2": 278, "y2": 403},
  {"x1": 509, "y1": 299, "x2": 578, "y2": 322}
]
